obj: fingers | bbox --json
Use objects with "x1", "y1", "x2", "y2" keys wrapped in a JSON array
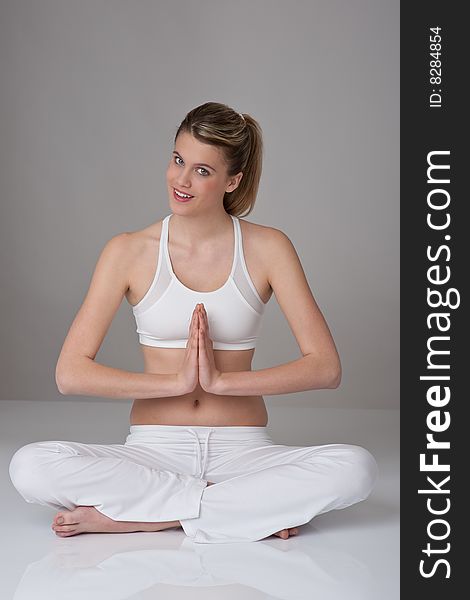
[
  {"x1": 191, "y1": 304, "x2": 204, "y2": 331},
  {"x1": 198, "y1": 305, "x2": 212, "y2": 349},
  {"x1": 190, "y1": 304, "x2": 209, "y2": 349},
  {"x1": 197, "y1": 304, "x2": 207, "y2": 332},
  {"x1": 197, "y1": 305, "x2": 208, "y2": 348},
  {"x1": 191, "y1": 305, "x2": 202, "y2": 324},
  {"x1": 191, "y1": 309, "x2": 199, "y2": 348},
  {"x1": 186, "y1": 307, "x2": 198, "y2": 352},
  {"x1": 198, "y1": 305, "x2": 203, "y2": 335}
]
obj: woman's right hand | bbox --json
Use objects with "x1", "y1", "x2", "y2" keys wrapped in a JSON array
[{"x1": 175, "y1": 305, "x2": 200, "y2": 395}]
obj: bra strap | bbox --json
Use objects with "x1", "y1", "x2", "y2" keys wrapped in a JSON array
[
  {"x1": 161, "y1": 215, "x2": 173, "y2": 276},
  {"x1": 230, "y1": 215, "x2": 241, "y2": 276}
]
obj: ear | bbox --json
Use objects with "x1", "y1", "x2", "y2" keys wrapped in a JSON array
[{"x1": 225, "y1": 172, "x2": 243, "y2": 193}]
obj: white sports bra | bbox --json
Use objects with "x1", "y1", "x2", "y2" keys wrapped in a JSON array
[{"x1": 132, "y1": 214, "x2": 268, "y2": 350}]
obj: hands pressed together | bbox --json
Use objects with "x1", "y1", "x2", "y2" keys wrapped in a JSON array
[{"x1": 176, "y1": 303, "x2": 223, "y2": 396}]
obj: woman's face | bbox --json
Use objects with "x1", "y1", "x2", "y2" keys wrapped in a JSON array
[{"x1": 166, "y1": 131, "x2": 242, "y2": 211}]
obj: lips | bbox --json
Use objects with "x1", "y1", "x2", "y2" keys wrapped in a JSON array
[{"x1": 173, "y1": 187, "x2": 194, "y2": 201}]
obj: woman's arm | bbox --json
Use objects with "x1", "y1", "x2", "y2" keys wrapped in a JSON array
[
  {"x1": 213, "y1": 228, "x2": 342, "y2": 397},
  {"x1": 215, "y1": 353, "x2": 339, "y2": 397},
  {"x1": 57, "y1": 357, "x2": 182, "y2": 399},
  {"x1": 55, "y1": 233, "x2": 184, "y2": 400}
]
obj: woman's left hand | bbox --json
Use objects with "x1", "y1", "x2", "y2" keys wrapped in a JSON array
[{"x1": 197, "y1": 303, "x2": 223, "y2": 394}]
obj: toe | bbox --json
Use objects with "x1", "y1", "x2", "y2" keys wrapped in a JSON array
[
  {"x1": 55, "y1": 530, "x2": 77, "y2": 537},
  {"x1": 57, "y1": 511, "x2": 79, "y2": 525},
  {"x1": 55, "y1": 525, "x2": 76, "y2": 533},
  {"x1": 53, "y1": 512, "x2": 68, "y2": 525}
]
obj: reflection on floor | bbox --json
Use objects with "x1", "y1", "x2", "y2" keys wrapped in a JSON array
[{"x1": 1, "y1": 400, "x2": 399, "y2": 600}]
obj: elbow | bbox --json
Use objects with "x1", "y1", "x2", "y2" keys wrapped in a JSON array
[
  {"x1": 55, "y1": 370, "x2": 70, "y2": 395},
  {"x1": 55, "y1": 362, "x2": 75, "y2": 395},
  {"x1": 306, "y1": 354, "x2": 342, "y2": 390},
  {"x1": 324, "y1": 359, "x2": 342, "y2": 389},
  {"x1": 56, "y1": 355, "x2": 92, "y2": 396},
  {"x1": 327, "y1": 368, "x2": 342, "y2": 389}
]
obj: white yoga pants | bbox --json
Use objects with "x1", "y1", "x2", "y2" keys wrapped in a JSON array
[{"x1": 8, "y1": 425, "x2": 378, "y2": 544}]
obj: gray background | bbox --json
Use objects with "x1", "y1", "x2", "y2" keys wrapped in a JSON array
[{"x1": 0, "y1": 0, "x2": 399, "y2": 409}]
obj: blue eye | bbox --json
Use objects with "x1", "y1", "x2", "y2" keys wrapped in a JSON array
[{"x1": 174, "y1": 156, "x2": 209, "y2": 176}]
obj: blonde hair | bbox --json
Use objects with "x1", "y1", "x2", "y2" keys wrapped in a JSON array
[{"x1": 174, "y1": 101, "x2": 263, "y2": 217}]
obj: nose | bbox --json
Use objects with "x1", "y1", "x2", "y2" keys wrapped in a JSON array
[{"x1": 175, "y1": 169, "x2": 192, "y2": 189}]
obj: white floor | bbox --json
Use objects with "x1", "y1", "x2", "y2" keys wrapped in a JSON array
[{"x1": 0, "y1": 401, "x2": 399, "y2": 600}]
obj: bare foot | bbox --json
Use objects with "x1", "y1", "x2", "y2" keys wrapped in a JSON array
[
  {"x1": 51, "y1": 483, "x2": 295, "y2": 540},
  {"x1": 273, "y1": 527, "x2": 300, "y2": 539},
  {"x1": 51, "y1": 481, "x2": 217, "y2": 537},
  {"x1": 51, "y1": 506, "x2": 181, "y2": 537}
]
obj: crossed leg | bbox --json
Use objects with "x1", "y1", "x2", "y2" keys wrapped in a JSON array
[
  {"x1": 50, "y1": 482, "x2": 299, "y2": 539},
  {"x1": 12, "y1": 438, "x2": 375, "y2": 543},
  {"x1": 10, "y1": 439, "x2": 300, "y2": 541}
]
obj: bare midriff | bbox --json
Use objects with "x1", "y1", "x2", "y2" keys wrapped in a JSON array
[{"x1": 130, "y1": 345, "x2": 268, "y2": 426}]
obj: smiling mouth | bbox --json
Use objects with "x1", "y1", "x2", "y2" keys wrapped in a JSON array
[{"x1": 173, "y1": 187, "x2": 194, "y2": 199}]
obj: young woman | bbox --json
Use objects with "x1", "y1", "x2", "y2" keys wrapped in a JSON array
[{"x1": 9, "y1": 102, "x2": 378, "y2": 543}]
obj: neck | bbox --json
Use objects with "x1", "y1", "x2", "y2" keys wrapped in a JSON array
[{"x1": 169, "y1": 208, "x2": 234, "y2": 247}]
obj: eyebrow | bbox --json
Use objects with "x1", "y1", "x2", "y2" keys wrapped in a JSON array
[{"x1": 172, "y1": 151, "x2": 216, "y2": 172}]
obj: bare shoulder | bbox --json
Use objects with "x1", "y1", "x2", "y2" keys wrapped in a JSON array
[
  {"x1": 99, "y1": 229, "x2": 144, "y2": 281},
  {"x1": 96, "y1": 231, "x2": 134, "y2": 279},
  {"x1": 123, "y1": 219, "x2": 164, "y2": 255},
  {"x1": 239, "y1": 218, "x2": 296, "y2": 282},
  {"x1": 239, "y1": 217, "x2": 292, "y2": 249},
  {"x1": 123, "y1": 219, "x2": 165, "y2": 305},
  {"x1": 120, "y1": 219, "x2": 166, "y2": 279}
]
